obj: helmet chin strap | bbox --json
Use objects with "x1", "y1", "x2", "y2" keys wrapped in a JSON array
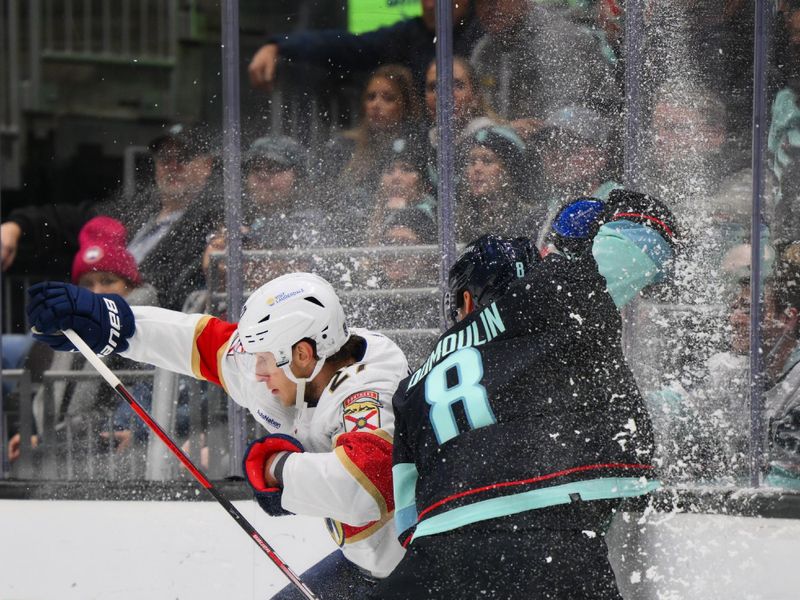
[{"x1": 282, "y1": 358, "x2": 327, "y2": 411}]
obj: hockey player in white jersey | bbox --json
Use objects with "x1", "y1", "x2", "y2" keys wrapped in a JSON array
[{"x1": 27, "y1": 272, "x2": 409, "y2": 598}]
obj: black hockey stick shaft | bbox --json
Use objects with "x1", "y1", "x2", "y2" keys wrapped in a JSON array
[{"x1": 63, "y1": 329, "x2": 319, "y2": 600}]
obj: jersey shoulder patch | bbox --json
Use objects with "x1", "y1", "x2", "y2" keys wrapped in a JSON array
[
  {"x1": 344, "y1": 390, "x2": 380, "y2": 407},
  {"x1": 342, "y1": 390, "x2": 382, "y2": 433}
]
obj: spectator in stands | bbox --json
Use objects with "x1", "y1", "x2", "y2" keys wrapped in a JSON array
[
  {"x1": 318, "y1": 65, "x2": 424, "y2": 242},
  {"x1": 243, "y1": 135, "x2": 337, "y2": 248},
  {"x1": 639, "y1": 82, "x2": 754, "y2": 303},
  {"x1": 456, "y1": 125, "x2": 535, "y2": 242},
  {"x1": 765, "y1": 246, "x2": 800, "y2": 489},
  {"x1": 594, "y1": 0, "x2": 624, "y2": 63},
  {"x1": 123, "y1": 124, "x2": 222, "y2": 310},
  {"x1": 321, "y1": 65, "x2": 423, "y2": 188},
  {"x1": 470, "y1": 0, "x2": 619, "y2": 138},
  {"x1": 424, "y1": 55, "x2": 499, "y2": 148},
  {"x1": 652, "y1": 252, "x2": 800, "y2": 486},
  {"x1": 689, "y1": 169, "x2": 767, "y2": 303},
  {"x1": 642, "y1": 83, "x2": 739, "y2": 208},
  {"x1": 247, "y1": 0, "x2": 483, "y2": 93},
  {"x1": 7, "y1": 217, "x2": 157, "y2": 471},
  {"x1": 366, "y1": 138, "x2": 436, "y2": 246},
  {"x1": 204, "y1": 135, "x2": 335, "y2": 283},
  {"x1": 643, "y1": 1, "x2": 754, "y2": 141},
  {"x1": 375, "y1": 207, "x2": 438, "y2": 288},
  {"x1": 532, "y1": 105, "x2": 620, "y2": 247},
  {"x1": 1, "y1": 123, "x2": 223, "y2": 311},
  {"x1": 768, "y1": 1, "x2": 800, "y2": 247}
]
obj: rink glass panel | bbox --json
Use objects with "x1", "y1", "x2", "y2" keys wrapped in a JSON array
[
  {"x1": 3, "y1": 0, "x2": 798, "y2": 493},
  {"x1": 1, "y1": 0, "x2": 442, "y2": 482},
  {"x1": 621, "y1": 1, "x2": 799, "y2": 489}
]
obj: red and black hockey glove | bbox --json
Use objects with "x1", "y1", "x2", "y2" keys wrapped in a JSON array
[
  {"x1": 601, "y1": 189, "x2": 679, "y2": 249},
  {"x1": 243, "y1": 434, "x2": 304, "y2": 516}
]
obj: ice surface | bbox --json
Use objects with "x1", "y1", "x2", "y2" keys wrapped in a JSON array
[
  {"x1": 0, "y1": 499, "x2": 336, "y2": 600},
  {"x1": 3, "y1": 499, "x2": 800, "y2": 599}
]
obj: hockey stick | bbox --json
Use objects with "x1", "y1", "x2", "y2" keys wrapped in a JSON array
[{"x1": 63, "y1": 329, "x2": 319, "y2": 600}]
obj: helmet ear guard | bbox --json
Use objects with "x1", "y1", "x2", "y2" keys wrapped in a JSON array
[{"x1": 442, "y1": 289, "x2": 468, "y2": 326}]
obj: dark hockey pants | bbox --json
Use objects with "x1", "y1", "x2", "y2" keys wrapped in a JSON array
[
  {"x1": 372, "y1": 523, "x2": 623, "y2": 600},
  {"x1": 270, "y1": 549, "x2": 376, "y2": 599}
]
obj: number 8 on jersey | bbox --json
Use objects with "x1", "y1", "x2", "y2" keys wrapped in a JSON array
[{"x1": 424, "y1": 348, "x2": 496, "y2": 444}]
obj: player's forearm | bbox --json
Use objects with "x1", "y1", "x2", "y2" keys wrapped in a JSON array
[
  {"x1": 122, "y1": 306, "x2": 235, "y2": 382},
  {"x1": 280, "y1": 450, "x2": 386, "y2": 525},
  {"x1": 268, "y1": 23, "x2": 403, "y2": 71},
  {"x1": 392, "y1": 461, "x2": 419, "y2": 537}
]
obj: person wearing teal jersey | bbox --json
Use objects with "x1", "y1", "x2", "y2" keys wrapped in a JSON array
[
  {"x1": 649, "y1": 254, "x2": 800, "y2": 487},
  {"x1": 768, "y1": 2, "x2": 800, "y2": 245},
  {"x1": 376, "y1": 229, "x2": 661, "y2": 599}
]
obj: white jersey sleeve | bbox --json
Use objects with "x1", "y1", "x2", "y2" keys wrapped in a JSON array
[{"x1": 121, "y1": 306, "x2": 294, "y2": 432}]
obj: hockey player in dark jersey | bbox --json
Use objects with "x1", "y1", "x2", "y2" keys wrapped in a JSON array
[{"x1": 375, "y1": 220, "x2": 672, "y2": 599}]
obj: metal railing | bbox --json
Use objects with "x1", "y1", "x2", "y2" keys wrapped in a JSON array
[
  {"x1": 4, "y1": 368, "x2": 150, "y2": 478},
  {"x1": 0, "y1": 0, "x2": 22, "y2": 188},
  {"x1": 1, "y1": 364, "x2": 230, "y2": 482},
  {"x1": 1, "y1": 0, "x2": 181, "y2": 190},
  {"x1": 38, "y1": 0, "x2": 178, "y2": 63},
  {"x1": 207, "y1": 245, "x2": 444, "y2": 291}
]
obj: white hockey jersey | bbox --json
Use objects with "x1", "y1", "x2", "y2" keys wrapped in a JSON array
[{"x1": 122, "y1": 306, "x2": 409, "y2": 577}]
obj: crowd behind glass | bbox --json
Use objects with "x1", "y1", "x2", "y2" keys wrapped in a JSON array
[{"x1": 3, "y1": 0, "x2": 800, "y2": 490}]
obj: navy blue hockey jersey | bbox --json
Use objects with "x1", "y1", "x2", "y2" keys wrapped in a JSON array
[{"x1": 393, "y1": 254, "x2": 658, "y2": 545}]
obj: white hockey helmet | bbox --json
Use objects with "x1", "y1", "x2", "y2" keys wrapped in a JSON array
[{"x1": 238, "y1": 273, "x2": 349, "y2": 369}]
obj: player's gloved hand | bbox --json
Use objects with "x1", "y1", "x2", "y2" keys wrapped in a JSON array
[
  {"x1": 26, "y1": 281, "x2": 135, "y2": 355},
  {"x1": 243, "y1": 434, "x2": 304, "y2": 516},
  {"x1": 550, "y1": 197, "x2": 605, "y2": 257},
  {"x1": 602, "y1": 188, "x2": 679, "y2": 248}
]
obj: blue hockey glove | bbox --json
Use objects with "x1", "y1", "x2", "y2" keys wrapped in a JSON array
[
  {"x1": 243, "y1": 434, "x2": 304, "y2": 517},
  {"x1": 27, "y1": 281, "x2": 135, "y2": 355},
  {"x1": 552, "y1": 197, "x2": 606, "y2": 239},
  {"x1": 550, "y1": 197, "x2": 605, "y2": 257}
]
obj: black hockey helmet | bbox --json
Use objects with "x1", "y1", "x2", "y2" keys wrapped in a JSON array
[{"x1": 445, "y1": 234, "x2": 540, "y2": 324}]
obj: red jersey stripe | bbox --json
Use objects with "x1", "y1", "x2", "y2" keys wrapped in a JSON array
[
  {"x1": 417, "y1": 463, "x2": 654, "y2": 522},
  {"x1": 192, "y1": 316, "x2": 237, "y2": 387}
]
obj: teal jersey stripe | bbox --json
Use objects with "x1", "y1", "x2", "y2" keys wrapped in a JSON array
[
  {"x1": 393, "y1": 462, "x2": 419, "y2": 535},
  {"x1": 395, "y1": 505, "x2": 419, "y2": 535},
  {"x1": 411, "y1": 477, "x2": 661, "y2": 542}
]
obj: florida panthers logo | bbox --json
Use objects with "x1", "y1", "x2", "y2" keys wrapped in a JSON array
[{"x1": 342, "y1": 391, "x2": 381, "y2": 432}]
